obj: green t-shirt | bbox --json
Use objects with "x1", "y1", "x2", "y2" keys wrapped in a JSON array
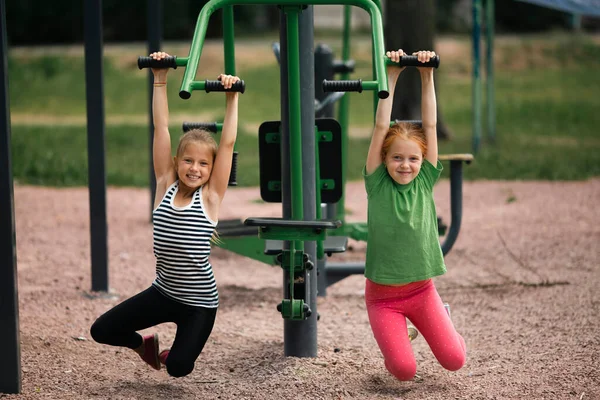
[{"x1": 362, "y1": 160, "x2": 446, "y2": 284}]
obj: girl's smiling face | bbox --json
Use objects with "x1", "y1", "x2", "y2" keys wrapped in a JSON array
[
  {"x1": 384, "y1": 137, "x2": 423, "y2": 184},
  {"x1": 175, "y1": 142, "x2": 214, "y2": 189}
]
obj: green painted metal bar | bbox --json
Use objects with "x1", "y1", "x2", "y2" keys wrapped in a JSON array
[
  {"x1": 288, "y1": 242, "x2": 296, "y2": 303},
  {"x1": 285, "y1": 8, "x2": 304, "y2": 225},
  {"x1": 223, "y1": 6, "x2": 236, "y2": 75},
  {"x1": 485, "y1": 0, "x2": 495, "y2": 143},
  {"x1": 472, "y1": 0, "x2": 482, "y2": 154},
  {"x1": 222, "y1": 5, "x2": 240, "y2": 161},
  {"x1": 370, "y1": 0, "x2": 381, "y2": 122},
  {"x1": 179, "y1": 0, "x2": 387, "y2": 99},
  {"x1": 335, "y1": 4, "x2": 352, "y2": 223},
  {"x1": 175, "y1": 57, "x2": 189, "y2": 67}
]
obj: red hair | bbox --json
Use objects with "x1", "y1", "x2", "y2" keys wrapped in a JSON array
[{"x1": 381, "y1": 122, "x2": 427, "y2": 161}]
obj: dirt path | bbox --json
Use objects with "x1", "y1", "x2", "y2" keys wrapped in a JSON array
[{"x1": 5, "y1": 178, "x2": 600, "y2": 399}]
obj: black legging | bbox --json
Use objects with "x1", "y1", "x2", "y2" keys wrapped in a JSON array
[{"x1": 90, "y1": 286, "x2": 217, "y2": 377}]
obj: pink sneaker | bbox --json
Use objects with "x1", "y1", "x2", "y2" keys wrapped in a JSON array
[
  {"x1": 159, "y1": 349, "x2": 170, "y2": 365},
  {"x1": 139, "y1": 333, "x2": 161, "y2": 370}
]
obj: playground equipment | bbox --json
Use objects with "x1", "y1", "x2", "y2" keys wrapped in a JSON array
[
  {"x1": 139, "y1": 0, "x2": 392, "y2": 357},
  {"x1": 141, "y1": 1, "x2": 473, "y2": 359}
]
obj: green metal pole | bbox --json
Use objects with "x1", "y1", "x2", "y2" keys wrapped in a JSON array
[
  {"x1": 472, "y1": 0, "x2": 482, "y2": 154},
  {"x1": 335, "y1": 5, "x2": 352, "y2": 223},
  {"x1": 222, "y1": 5, "x2": 239, "y2": 161},
  {"x1": 223, "y1": 6, "x2": 235, "y2": 75},
  {"x1": 485, "y1": 0, "x2": 495, "y2": 143},
  {"x1": 286, "y1": 8, "x2": 304, "y2": 226}
]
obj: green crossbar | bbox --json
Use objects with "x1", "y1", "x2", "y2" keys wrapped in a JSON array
[{"x1": 178, "y1": 0, "x2": 387, "y2": 100}]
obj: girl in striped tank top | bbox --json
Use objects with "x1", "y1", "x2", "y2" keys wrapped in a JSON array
[{"x1": 90, "y1": 51, "x2": 240, "y2": 377}]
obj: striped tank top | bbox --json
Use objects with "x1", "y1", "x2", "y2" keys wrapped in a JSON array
[{"x1": 152, "y1": 181, "x2": 219, "y2": 308}]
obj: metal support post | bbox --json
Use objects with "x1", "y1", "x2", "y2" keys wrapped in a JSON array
[
  {"x1": 0, "y1": 0, "x2": 21, "y2": 392},
  {"x1": 84, "y1": 0, "x2": 109, "y2": 292}
]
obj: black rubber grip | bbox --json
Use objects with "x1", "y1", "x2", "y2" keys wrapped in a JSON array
[
  {"x1": 332, "y1": 60, "x2": 355, "y2": 74},
  {"x1": 204, "y1": 80, "x2": 245, "y2": 94},
  {"x1": 229, "y1": 151, "x2": 238, "y2": 186},
  {"x1": 137, "y1": 56, "x2": 178, "y2": 70},
  {"x1": 322, "y1": 79, "x2": 362, "y2": 93},
  {"x1": 182, "y1": 122, "x2": 218, "y2": 133},
  {"x1": 397, "y1": 55, "x2": 440, "y2": 68}
]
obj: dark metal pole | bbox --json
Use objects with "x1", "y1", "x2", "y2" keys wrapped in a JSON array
[
  {"x1": 279, "y1": 7, "x2": 318, "y2": 357},
  {"x1": 147, "y1": 0, "x2": 162, "y2": 217},
  {"x1": 441, "y1": 161, "x2": 464, "y2": 255},
  {"x1": 313, "y1": 43, "x2": 333, "y2": 297},
  {"x1": 0, "y1": 0, "x2": 22, "y2": 392},
  {"x1": 84, "y1": 0, "x2": 109, "y2": 292},
  {"x1": 295, "y1": 5, "x2": 317, "y2": 357}
]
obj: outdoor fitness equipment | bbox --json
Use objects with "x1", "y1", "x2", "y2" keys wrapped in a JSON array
[
  {"x1": 138, "y1": 0, "x2": 471, "y2": 358},
  {"x1": 154, "y1": 0, "x2": 392, "y2": 358}
]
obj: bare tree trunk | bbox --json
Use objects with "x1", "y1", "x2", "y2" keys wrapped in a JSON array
[{"x1": 384, "y1": 0, "x2": 452, "y2": 140}]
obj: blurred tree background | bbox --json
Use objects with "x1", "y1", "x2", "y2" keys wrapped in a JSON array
[{"x1": 5, "y1": 1, "x2": 598, "y2": 45}]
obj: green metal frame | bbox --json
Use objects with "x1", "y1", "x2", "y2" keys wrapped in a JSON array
[{"x1": 178, "y1": 0, "x2": 388, "y2": 100}]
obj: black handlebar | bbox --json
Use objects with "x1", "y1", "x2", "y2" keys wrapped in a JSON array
[
  {"x1": 205, "y1": 79, "x2": 245, "y2": 94},
  {"x1": 322, "y1": 79, "x2": 363, "y2": 94},
  {"x1": 388, "y1": 54, "x2": 440, "y2": 68},
  {"x1": 137, "y1": 56, "x2": 178, "y2": 70}
]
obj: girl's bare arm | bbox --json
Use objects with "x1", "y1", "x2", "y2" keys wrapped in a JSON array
[
  {"x1": 416, "y1": 51, "x2": 438, "y2": 165},
  {"x1": 206, "y1": 75, "x2": 240, "y2": 206},
  {"x1": 366, "y1": 50, "x2": 405, "y2": 174},
  {"x1": 150, "y1": 52, "x2": 176, "y2": 208}
]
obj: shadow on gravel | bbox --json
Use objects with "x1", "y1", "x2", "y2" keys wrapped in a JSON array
[
  {"x1": 218, "y1": 284, "x2": 280, "y2": 307},
  {"x1": 88, "y1": 382, "x2": 191, "y2": 400}
]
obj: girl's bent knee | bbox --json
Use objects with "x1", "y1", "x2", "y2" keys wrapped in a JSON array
[
  {"x1": 166, "y1": 362, "x2": 194, "y2": 378},
  {"x1": 385, "y1": 359, "x2": 417, "y2": 381},
  {"x1": 89, "y1": 321, "x2": 107, "y2": 344},
  {"x1": 440, "y1": 351, "x2": 466, "y2": 372}
]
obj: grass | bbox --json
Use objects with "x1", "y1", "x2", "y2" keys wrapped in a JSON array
[{"x1": 8, "y1": 33, "x2": 600, "y2": 187}]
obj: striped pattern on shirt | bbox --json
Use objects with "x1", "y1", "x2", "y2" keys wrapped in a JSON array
[{"x1": 152, "y1": 181, "x2": 218, "y2": 308}]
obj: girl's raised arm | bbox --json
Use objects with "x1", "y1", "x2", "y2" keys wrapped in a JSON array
[
  {"x1": 415, "y1": 50, "x2": 438, "y2": 165},
  {"x1": 150, "y1": 52, "x2": 176, "y2": 208},
  {"x1": 366, "y1": 50, "x2": 405, "y2": 175},
  {"x1": 206, "y1": 74, "x2": 240, "y2": 205}
]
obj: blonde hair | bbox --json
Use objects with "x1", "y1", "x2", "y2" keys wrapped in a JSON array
[
  {"x1": 176, "y1": 129, "x2": 218, "y2": 160},
  {"x1": 175, "y1": 129, "x2": 221, "y2": 245},
  {"x1": 381, "y1": 122, "x2": 427, "y2": 161}
]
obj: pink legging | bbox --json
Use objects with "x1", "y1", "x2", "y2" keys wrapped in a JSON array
[{"x1": 365, "y1": 278, "x2": 466, "y2": 381}]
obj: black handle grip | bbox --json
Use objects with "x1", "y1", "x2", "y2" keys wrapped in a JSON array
[
  {"x1": 229, "y1": 151, "x2": 238, "y2": 187},
  {"x1": 182, "y1": 122, "x2": 218, "y2": 133},
  {"x1": 392, "y1": 55, "x2": 440, "y2": 68},
  {"x1": 204, "y1": 80, "x2": 245, "y2": 94},
  {"x1": 322, "y1": 79, "x2": 362, "y2": 93},
  {"x1": 137, "y1": 56, "x2": 178, "y2": 70}
]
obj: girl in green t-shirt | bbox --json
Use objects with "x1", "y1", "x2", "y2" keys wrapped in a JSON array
[{"x1": 363, "y1": 49, "x2": 466, "y2": 381}]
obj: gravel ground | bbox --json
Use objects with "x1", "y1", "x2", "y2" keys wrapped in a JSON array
[{"x1": 4, "y1": 177, "x2": 600, "y2": 400}]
